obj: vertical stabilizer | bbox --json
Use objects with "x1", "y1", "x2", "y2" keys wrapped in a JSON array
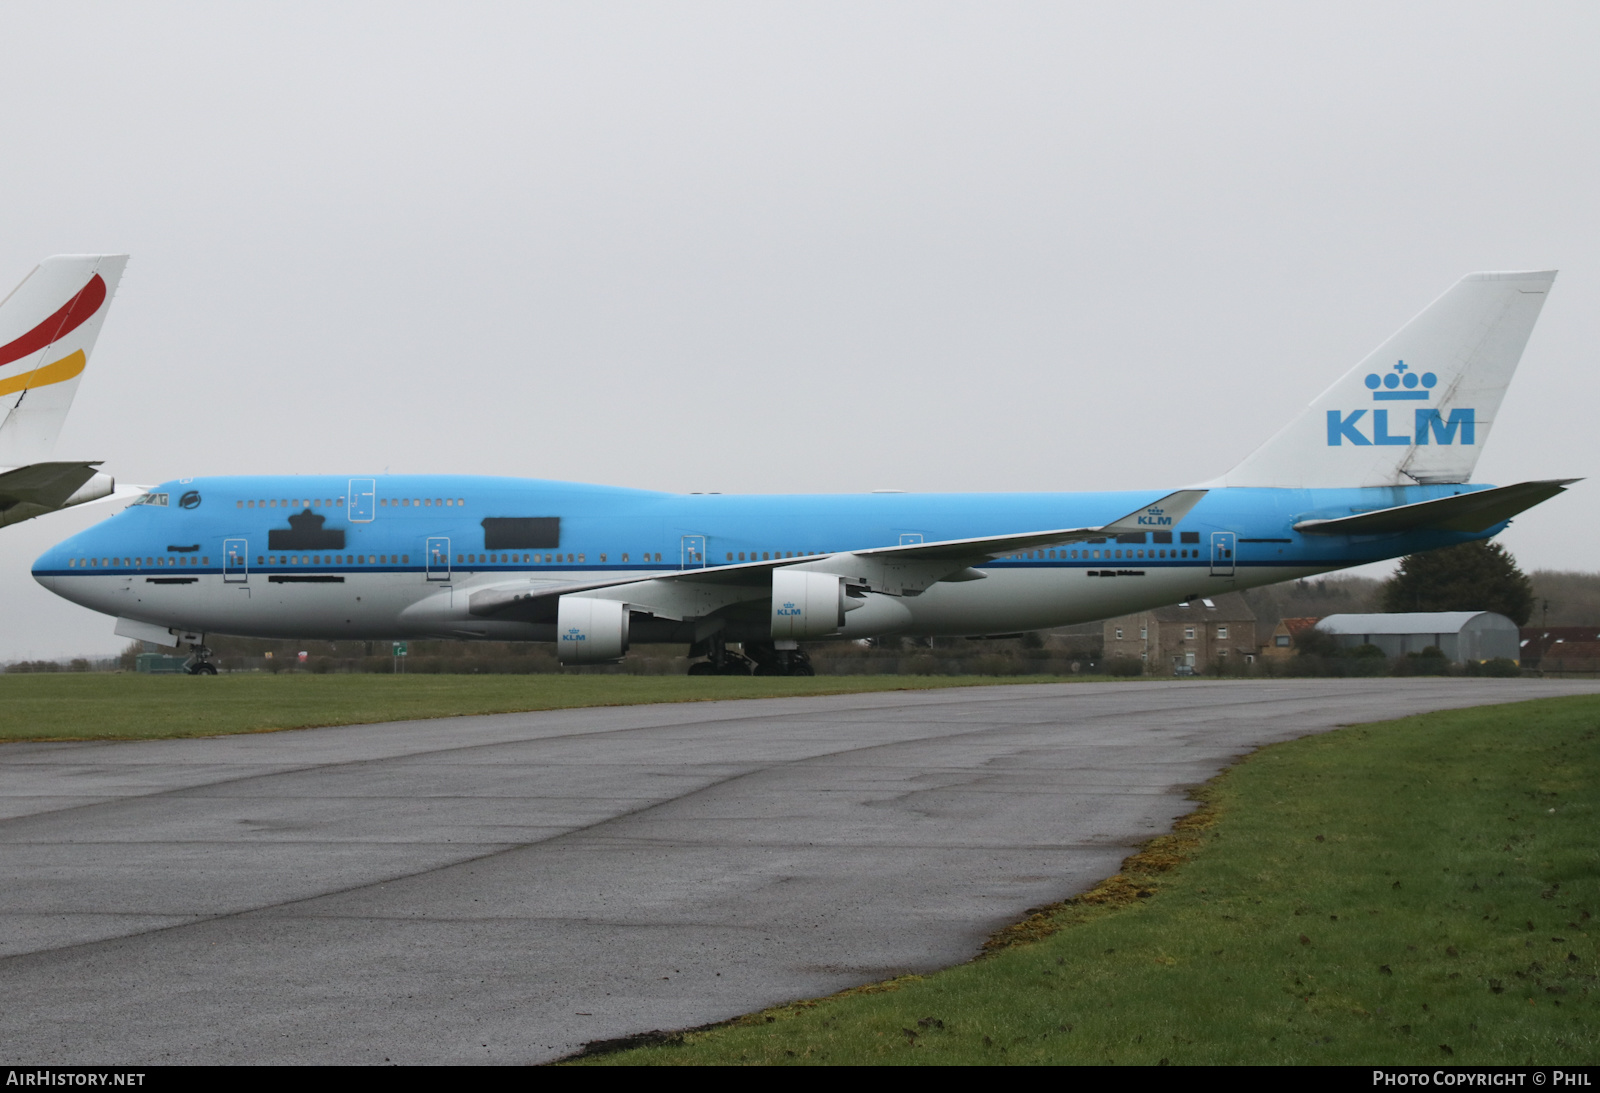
[
  {"x1": 0, "y1": 254, "x2": 128, "y2": 467},
  {"x1": 1216, "y1": 271, "x2": 1555, "y2": 488}
]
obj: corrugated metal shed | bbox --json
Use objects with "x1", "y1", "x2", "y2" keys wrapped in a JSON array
[{"x1": 1315, "y1": 612, "x2": 1520, "y2": 663}]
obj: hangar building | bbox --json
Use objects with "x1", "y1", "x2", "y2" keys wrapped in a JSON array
[{"x1": 1315, "y1": 612, "x2": 1520, "y2": 664}]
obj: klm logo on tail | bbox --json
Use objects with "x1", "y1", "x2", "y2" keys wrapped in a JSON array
[{"x1": 1326, "y1": 361, "x2": 1475, "y2": 447}]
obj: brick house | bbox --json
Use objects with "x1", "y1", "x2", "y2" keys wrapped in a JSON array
[
  {"x1": 1102, "y1": 592, "x2": 1258, "y2": 675},
  {"x1": 1260, "y1": 616, "x2": 1322, "y2": 660}
]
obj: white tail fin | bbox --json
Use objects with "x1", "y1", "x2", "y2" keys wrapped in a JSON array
[
  {"x1": 1216, "y1": 270, "x2": 1555, "y2": 488},
  {"x1": 0, "y1": 254, "x2": 128, "y2": 467}
]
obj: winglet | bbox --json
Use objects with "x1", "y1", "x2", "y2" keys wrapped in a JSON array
[{"x1": 1101, "y1": 489, "x2": 1208, "y2": 535}]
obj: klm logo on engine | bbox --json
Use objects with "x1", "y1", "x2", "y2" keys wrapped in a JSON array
[
  {"x1": 1136, "y1": 505, "x2": 1171, "y2": 527},
  {"x1": 1326, "y1": 360, "x2": 1475, "y2": 447},
  {"x1": 561, "y1": 627, "x2": 586, "y2": 643},
  {"x1": 776, "y1": 601, "x2": 802, "y2": 618}
]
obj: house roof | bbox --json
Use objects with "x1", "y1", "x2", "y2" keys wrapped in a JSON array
[{"x1": 1143, "y1": 592, "x2": 1256, "y2": 624}]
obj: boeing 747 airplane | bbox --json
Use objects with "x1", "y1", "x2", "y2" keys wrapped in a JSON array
[
  {"x1": 34, "y1": 270, "x2": 1573, "y2": 675},
  {"x1": 0, "y1": 254, "x2": 129, "y2": 529}
]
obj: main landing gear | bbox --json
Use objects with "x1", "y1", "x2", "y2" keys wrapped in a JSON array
[
  {"x1": 687, "y1": 634, "x2": 754, "y2": 676},
  {"x1": 745, "y1": 641, "x2": 814, "y2": 677},
  {"x1": 184, "y1": 643, "x2": 218, "y2": 676}
]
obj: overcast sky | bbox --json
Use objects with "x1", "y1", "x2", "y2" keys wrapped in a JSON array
[{"x1": 2, "y1": 1, "x2": 1596, "y2": 661}]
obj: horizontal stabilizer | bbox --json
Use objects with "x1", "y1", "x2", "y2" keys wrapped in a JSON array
[{"x1": 1294, "y1": 479, "x2": 1577, "y2": 535}]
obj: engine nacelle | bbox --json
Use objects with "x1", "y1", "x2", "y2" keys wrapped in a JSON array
[
  {"x1": 62, "y1": 473, "x2": 115, "y2": 510},
  {"x1": 771, "y1": 569, "x2": 845, "y2": 640},
  {"x1": 556, "y1": 595, "x2": 629, "y2": 664}
]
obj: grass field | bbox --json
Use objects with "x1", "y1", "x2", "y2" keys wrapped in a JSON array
[
  {"x1": 571, "y1": 695, "x2": 1600, "y2": 1066},
  {"x1": 0, "y1": 673, "x2": 1104, "y2": 742}
]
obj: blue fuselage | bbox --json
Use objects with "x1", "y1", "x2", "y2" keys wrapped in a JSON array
[{"x1": 33, "y1": 475, "x2": 1497, "y2": 644}]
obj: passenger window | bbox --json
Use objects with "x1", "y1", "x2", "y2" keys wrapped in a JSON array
[
  {"x1": 402, "y1": 555, "x2": 409, "y2": 563},
  {"x1": 458, "y1": 499, "x2": 465, "y2": 506},
  {"x1": 621, "y1": 553, "x2": 630, "y2": 562},
  {"x1": 599, "y1": 554, "x2": 607, "y2": 563}
]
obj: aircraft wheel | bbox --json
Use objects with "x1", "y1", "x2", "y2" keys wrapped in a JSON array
[
  {"x1": 786, "y1": 662, "x2": 815, "y2": 677},
  {"x1": 752, "y1": 663, "x2": 782, "y2": 676},
  {"x1": 687, "y1": 661, "x2": 717, "y2": 676},
  {"x1": 717, "y1": 661, "x2": 751, "y2": 676},
  {"x1": 189, "y1": 662, "x2": 218, "y2": 676}
]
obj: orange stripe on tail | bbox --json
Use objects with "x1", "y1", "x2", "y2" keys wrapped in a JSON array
[{"x1": 0, "y1": 349, "x2": 87, "y2": 398}]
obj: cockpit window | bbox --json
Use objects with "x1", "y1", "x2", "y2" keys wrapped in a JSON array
[{"x1": 131, "y1": 492, "x2": 169, "y2": 506}]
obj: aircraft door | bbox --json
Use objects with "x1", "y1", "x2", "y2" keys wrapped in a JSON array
[
  {"x1": 681, "y1": 535, "x2": 706, "y2": 569},
  {"x1": 426, "y1": 537, "x2": 451, "y2": 582},
  {"x1": 348, "y1": 479, "x2": 376, "y2": 523},
  {"x1": 1210, "y1": 532, "x2": 1236, "y2": 577},
  {"x1": 223, "y1": 539, "x2": 248, "y2": 583}
]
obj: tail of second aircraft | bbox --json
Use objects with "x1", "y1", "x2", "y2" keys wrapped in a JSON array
[
  {"x1": 1215, "y1": 270, "x2": 1556, "y2": 489},
  {"x1": 0, "y1": 254, "x2": 128, "y2": 468}
]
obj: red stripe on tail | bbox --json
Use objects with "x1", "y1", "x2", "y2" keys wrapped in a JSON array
[{"x1": 0, "y1": 274, "x2": 108, "y2": 369}]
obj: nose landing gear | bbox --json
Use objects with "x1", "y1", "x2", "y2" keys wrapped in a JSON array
[{"x1": 183, "y1": 644, "x2": 218, "y2": 676}]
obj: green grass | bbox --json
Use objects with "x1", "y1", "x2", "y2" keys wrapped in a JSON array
[
  {"x1": 0, "y1": 673, "x2": 1107, "y2": 742},
  {"x1": 571, "y1": 696, "x2": 1600, "y2": 1065}
]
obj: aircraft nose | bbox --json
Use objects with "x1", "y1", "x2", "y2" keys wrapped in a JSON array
[{"x1": 32, "y1": 551, "x2": 58, "y2": 592}]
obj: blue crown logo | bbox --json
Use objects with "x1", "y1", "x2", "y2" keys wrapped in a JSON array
[{"x1": 1365, "y1": 360, "x2": 1436, "y2": 401}]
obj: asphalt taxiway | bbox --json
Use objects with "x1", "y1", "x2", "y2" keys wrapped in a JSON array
[{"x1": 2, "y1": 678, "x2": 1595, "y2": 1064}]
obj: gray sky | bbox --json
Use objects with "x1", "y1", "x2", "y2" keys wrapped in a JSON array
[{"x1": 2, "y1": 1, "x2": 1596, "y2": 661}]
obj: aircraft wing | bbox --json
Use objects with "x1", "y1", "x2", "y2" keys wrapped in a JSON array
[
  {"x1": 1293, "y1": 479, "x2": 1578, "y2": 535},
  {"x1": 0, "y1": 461, "x2": 102, "y2": 507},
  {"x1": 467, "y1": 488, "x2": 1209, "y2": 620},
  {"x1": 845, "y1": 489, "x2": 1209, "y2": 561},
  {"x1": 0, "y1": 460, "x2": 118, "y2": 528}
]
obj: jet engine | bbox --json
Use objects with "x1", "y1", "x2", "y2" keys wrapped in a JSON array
[
  {"x1": 770, "y1": 569, "x2": 846, "y2": 640},
  {"x1": 556, "y1": 595, "x2": 629, "y2": 665}
]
